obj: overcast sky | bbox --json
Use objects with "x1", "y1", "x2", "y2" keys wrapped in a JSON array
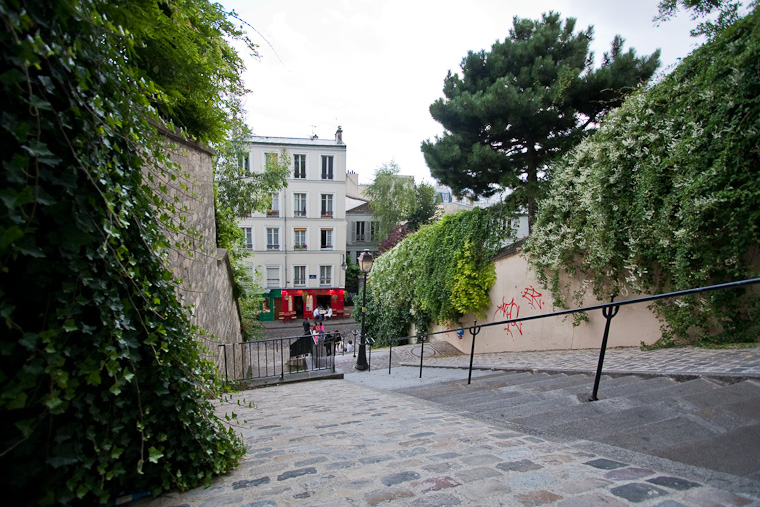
[{"x1": 222, "y1": 0, "x2": 706, "y2": 185}]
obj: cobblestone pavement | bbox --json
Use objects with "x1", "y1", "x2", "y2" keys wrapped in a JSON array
[{"x1": 135, "y1": 345, "x2": 760, "y2": 506}]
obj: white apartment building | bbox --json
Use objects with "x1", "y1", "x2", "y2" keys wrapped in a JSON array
[{"x1": 238, "y1": 128, "x2": 349, "y2": 322}]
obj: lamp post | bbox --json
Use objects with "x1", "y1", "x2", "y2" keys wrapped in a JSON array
[{"x1": 355, "y1": 249, "x2": 373, "y2": 371}]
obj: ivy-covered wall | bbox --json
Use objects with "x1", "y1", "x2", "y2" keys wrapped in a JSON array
[{"x1": 524, "y1": 6, "x2": 760, "y2": 346}]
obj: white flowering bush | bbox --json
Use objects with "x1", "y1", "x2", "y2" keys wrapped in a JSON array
[{"x1": 525, "y1": 6, "x2": 760, "y2": 346}]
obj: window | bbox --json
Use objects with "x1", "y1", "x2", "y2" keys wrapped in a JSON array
[
  {"x1": 355, "y1": 221, "x2": 366, "y2": 242},
  {"x1": 267, "y1": 194, "x2": 279, "y2": 216},
  {"x1": 293, "y1": 266, "x2": 306, "y2": 286},
  {"x1": 320, "y1": 228, "x2": 333, "y2": 250},
  {"x1": 370, "y1": 221, "x2": 379, "y2": 241},
  {"x1": 238, "y1": 153, "x2": 250, "y2": 173},
  {"x1": 266, "y1": 266, "x2": 280, "y2": 288},
  {"x1": 321, "y1": 155, "x2": 333, "y2": 180},
  {"x1": 294, "y1": 193, "x2": 306, "y2": 217},
  {"x1": 293, "y1": 154, "x2": 306, "y2": 179},
  {"x1": 241, "y1": 227, "x2": 252, "y2": 249},
  {"x1": 320, "y1": 265, "x2": 332, "y2": 286},
  {"x1": 266, "y1": 228, "x2": 279, "y2": 250},
  {"x1": 294, "y1": 228, "x2": 306, "y2": 250},
  {"x1": 321, "y1": 194, "x2": 333, "y2": 217}
]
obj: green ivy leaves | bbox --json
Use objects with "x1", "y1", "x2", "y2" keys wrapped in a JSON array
[{"x1": 365, "y1": 206, "x2": 514, "y2": 345}]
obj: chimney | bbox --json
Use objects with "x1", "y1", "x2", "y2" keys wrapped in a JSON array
[{"x1": 335, "y1": 126, "x2": 343, "y2": 144}]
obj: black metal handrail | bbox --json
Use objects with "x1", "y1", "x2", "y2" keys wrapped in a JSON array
[
  {"x1": 218, "y1": 332, "x2": 339, "y2": 382},
  {"x1": 387, "y1": 277, "x2": 760, "y2": 400}
]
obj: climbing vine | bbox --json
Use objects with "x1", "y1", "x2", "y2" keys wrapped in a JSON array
[
  {"x1": 525, "y1": 6, "x2": 760, "y2": 346},
  {"x1": 364, "y1": 206, "x2": 514, "y2": 346},
  {"x1": 0, "y1": 1, "x2": 248, "y2": 504}
]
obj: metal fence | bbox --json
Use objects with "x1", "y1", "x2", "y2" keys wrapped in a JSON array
[
  {"x1": 218, "y1": 332, "x2": 340, "y2": 382},
  {"x1": 388, "y1": 277, "x2": 760, "y2": 401}
]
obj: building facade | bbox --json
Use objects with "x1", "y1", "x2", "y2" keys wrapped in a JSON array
[{"x1": 238, "y1": 129, "x2": 349, "y2": 322}]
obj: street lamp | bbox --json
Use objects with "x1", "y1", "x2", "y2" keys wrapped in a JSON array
[{"x1": 355, "y1": 249, "x2": 373, "y2": 371}]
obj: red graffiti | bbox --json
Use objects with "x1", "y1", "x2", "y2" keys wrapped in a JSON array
[
  {"x1": 521, "y1": 286, "x2": 544, "y2": 310},
  {"x1": 494, "y1": 297, "x2": 523, "y2": 337}
]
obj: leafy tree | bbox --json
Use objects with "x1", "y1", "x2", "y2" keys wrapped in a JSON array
[
  {"x1": 655, "y1": 0, "x2": 746, "y2": 38},
  {"x1": 106, "y1": 0, "x2": 256, "y2": 144},
  {"x1": 525, "y1": 4, "x2": 760, "y2": 345},
  {"x1": 421, "y1": 12, "x2": 660, "y2": 225},
  {"x1": 214, "y1": 115, "x2": 290, "y2": 219},
  {"x1": 365, "y1": 161, "x2": 437, "y2": 240},
  {"x1": 0, "y1": 0, "x2": 253, "y2": 503}
]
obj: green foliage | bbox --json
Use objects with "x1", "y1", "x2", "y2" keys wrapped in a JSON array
[
  {"x1": 422, "y1": 12, "x2": 660, "y2": 222},
  {"x1": 525, "y1": 5, "x2": 760, "y2": 346},
  {"x1": 0, "y1": 0, "x2": 246, "y2": 504},
  {"x1": 655, "y1": 0, "x2": 744, "y2": 38},
  {"x1": 365, "y1": 161, "x2": 437, "y2": 239},
  {"x1": 214, "y1": 118, "x2": 290, "y2": 218},
  {"x1": 107, "y1": 0, "x2": 257, "y2": 144},
  {"x1": 365, "y1": 207, "x2": 513, "y2": 346}
]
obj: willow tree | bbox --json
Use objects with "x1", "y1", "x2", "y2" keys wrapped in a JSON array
[{"x1": 421, "y1": 12, "x2": 660, "y2": 225}]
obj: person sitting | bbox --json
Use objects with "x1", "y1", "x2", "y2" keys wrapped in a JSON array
[
  {"x1": 326, "y1": 307, "x2": 333, "y2": 320},
  {"x1": 345, "y1": 340, "x2": 354, "y2": 353}
]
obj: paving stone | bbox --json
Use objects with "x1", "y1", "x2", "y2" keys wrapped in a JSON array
[
  {"x1": 583, "y1": 458, "x2": 628, "y2": 470},
  {"x1": 410, "y1": 493, "x2": 463, "y2": 506},
  {"x1": 276, "y1": 467, "x2": 317, "y2": 481},
  {"x1": 556, "y1": 492, "x2": 629, "y2": 506},
  {"x1": 497, "y1": 459, "x2": 544, "y2": 472},
  {"x1": 646, "y1": 476, "x2": 701, "y2": 490},
  {"x1": 506, "y1": 471, "x2": 558, "y2": 489},
  {"x1": 515, "y1": 490, "x2": 564, "y2": 506},
  {"x1": 610, "y1": 482, "x2": 669, "y2": 502},
  {"x1": 364, "y1": 488, "x2": 415, "y2": 506},
  {"x1": 232, "y1": 477, "x2": 271, "y2": 490},
  {"x1": 455, "y1": 466, "x2": 503, "y2": 482},
  {"x1": 199, "y1": 495, "x2": 245, "y2": 507},
  {"x1": 380, "y1": 470, "x2": 421, "y2": 486},
  {"x1": 358, "y1": 454, "x2": 395, "y2": 464},
  {"x1": 556, "y1": 477, "x2": 612, "y2": 495},
  {"x1": 293, "y1": 456, "x2": 328, "y2": 467},
  {"x1": 398, "y1": 447, "x2": 429, "y2": 458},
  {"x1": 459, "y1": 453, "x2": 501, "y2": 466},
  {"x1": 653, "y1": 501, "x2": 690, "y2": 507},
  {"x1": 411, "y1": 475, "x2": 461, "y2": 494},
  {"x1": 242, "y1": 501, "x2": 277, "y2": 507},
  {"x1": 604, "y1": 467, "x2": 655, "y2": 481}
]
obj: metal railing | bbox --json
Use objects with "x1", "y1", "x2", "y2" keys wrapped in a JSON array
[
  {"x1": 388, "y1": 277, "x2": 760, "y2": 401},
  {"x1": 218, "y1": 333, "x2": 339, "y2": 382}
]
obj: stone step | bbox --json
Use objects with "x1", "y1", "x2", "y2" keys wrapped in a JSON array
[
  {"x1": 396, "y1": 371, "x2": 535, "y2": 398},
  {"x1": 624, "y1": 377, "x2": 723, "y2": 404},
  {"x1": 419, "y1": 372, "x2": 587, "y2": 404},
  {"x1": 592, "y1": 375, "x2": 676, "y2": 399}
]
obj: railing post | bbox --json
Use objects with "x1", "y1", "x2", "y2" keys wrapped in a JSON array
[
  {"x1": 589, "y1": 295, "x2": 620, "y2": 401},
  {"x1": 280, "y1": 338, "x2": 284, "y2": 380},
  {"x1": 389, "y1": 338, "x2": 393, "y2": 375},
  {"x1": 219, "y1": 344, "x2": 228, "y2": 382},
  {"x1": 468, "y1": 321, "x2": 481, "y2": 385}
]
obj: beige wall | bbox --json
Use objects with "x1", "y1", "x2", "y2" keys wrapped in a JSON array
[
  {"x1": 430, "y1": 247, "x2": 662, "y2": 353},
  {"x1": 157, "y1": 130, "x2": 243, "y2": 376}
]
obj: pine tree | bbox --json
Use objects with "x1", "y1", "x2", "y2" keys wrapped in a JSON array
[{"x1": 421, "y1": 11, "x2": 660, "y2": 226}]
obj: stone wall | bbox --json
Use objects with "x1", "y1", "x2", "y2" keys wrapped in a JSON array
[
  {"x1": 429, "y1": 244, "x2": 662, "y2": 354},
  {"x1": 155, "y1": 129, "x2": 243, "y2": 375}
]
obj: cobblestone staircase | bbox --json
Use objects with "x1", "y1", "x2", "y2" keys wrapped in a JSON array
[{"x1": 394, "y1": 370, "x2": 760, "y2": 484}]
